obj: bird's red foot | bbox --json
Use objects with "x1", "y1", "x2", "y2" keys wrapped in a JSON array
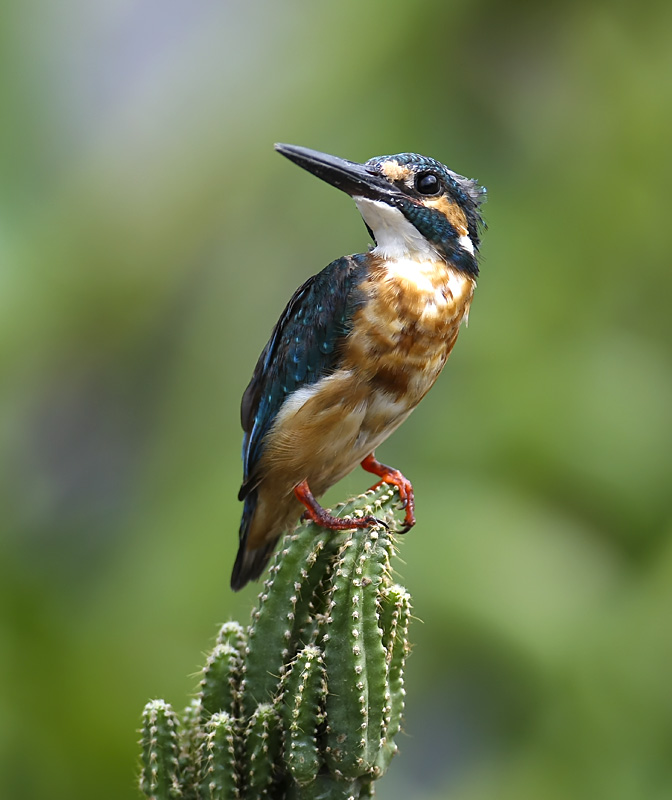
[
  {"x1": 361, "y1": 453, "x2": 416, "y2": 532},
  {"x1": 294, "y1": 479, "x2": 387, "y2": 531}
]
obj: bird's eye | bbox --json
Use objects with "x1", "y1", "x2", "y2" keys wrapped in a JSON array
[{"x1": 415, "y1": 172, "x2": 440, "y2": 195}]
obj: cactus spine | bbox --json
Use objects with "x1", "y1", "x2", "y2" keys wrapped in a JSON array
[{"x1": 139, "y1": 484, "x2": 412, "y2": 799}]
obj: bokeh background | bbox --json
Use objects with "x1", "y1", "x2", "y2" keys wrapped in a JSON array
[{"x1": 1, "y1": 1, "x2": 671, "y2": 798}]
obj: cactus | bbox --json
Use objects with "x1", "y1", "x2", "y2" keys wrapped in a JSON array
[
  {"x1": 139, "y1": 483, "x2": 413, "y2": 799},
  {"x1": 140, "y1": 700, "x2": 181, "y2": 800},
  {"x1": 280, "y1": 645, "x2": 325, "y2": 787}
]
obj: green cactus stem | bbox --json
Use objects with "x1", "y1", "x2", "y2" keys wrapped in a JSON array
[
  {"x1": 139, "y1": 483, "x2": 413, "y2": 800},
  {"x1": 177, "y1": 699, "x2": 203, "y2": 800},
  {"x1": 199, "y1": 643, "x2": 243, "y2": 722},
  {"x1": 242, "y1": 525, "x2": 335, "y2": 720},
  {"x1": 200, "y1": 712, "x2": 239, "y2": 800},
  {"x1": 323, "y1": 529, "x2": 391, "y2": 779},
  {"x1": 244, "y1": 703, "x2": 282, "y2": 798},
  {"x1": 376, "y1": 585, "x2": 412, "y2": 773},
  {"x1": 140, "y1": 699, "x2": 181, "y2": 800},
  {"x1": 280, "y1": 645, "x2": 326, "y2": 786}
]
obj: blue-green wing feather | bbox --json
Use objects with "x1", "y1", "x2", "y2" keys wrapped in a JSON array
[{"x1": 238, "y1": 253, "x2": 369, "y2": 501}]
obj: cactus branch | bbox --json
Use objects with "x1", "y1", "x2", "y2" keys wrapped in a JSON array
[{"x1": 139, "y1": 484, "x2": 413, "y2": 799}]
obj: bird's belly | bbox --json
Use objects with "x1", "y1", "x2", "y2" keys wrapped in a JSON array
[{"x1": 258, "y1": 370, "x2": 413, "y2": 497}]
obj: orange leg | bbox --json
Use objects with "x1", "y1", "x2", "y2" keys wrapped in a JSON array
[
  {"x1": 294, "y1": 479, "x2": 387, "y2": 531},
  {"x1": 361, "y1": 453, "x2": 416, "y2": 532}
]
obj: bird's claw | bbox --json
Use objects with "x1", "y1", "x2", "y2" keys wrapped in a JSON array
[{"x1": 360, "y1": 453, "x2": 416, "y2": 533}]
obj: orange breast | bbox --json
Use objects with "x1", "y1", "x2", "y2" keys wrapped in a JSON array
[{"x1": 342, "y1": 255, "x2": 475, "y2": 406}]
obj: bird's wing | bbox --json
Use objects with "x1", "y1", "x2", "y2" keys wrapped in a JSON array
[{"x1": 238, "y1": 254, "x2": 369, "y2": 500}]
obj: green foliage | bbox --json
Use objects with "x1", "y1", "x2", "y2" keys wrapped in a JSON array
[{"x1": 139, "y1": 485, "x2": 412, "y2": 799}]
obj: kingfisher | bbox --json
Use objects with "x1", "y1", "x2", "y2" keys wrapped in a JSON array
[{"x1": 231, "y1": 144, "x2": 485, "y2": 591}]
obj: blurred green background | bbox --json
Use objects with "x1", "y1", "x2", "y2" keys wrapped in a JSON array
[{"x1": 1, "y1": 1, "x2": 671, "y2": 798}]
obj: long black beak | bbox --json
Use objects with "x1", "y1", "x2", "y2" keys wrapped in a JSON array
[{"x1": 275, "y1": 143, "x2": 400, "y2": 203}]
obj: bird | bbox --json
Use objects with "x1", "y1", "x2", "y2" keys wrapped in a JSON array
[{"x1": 231, "y1": 144, "x2": 485, "y2": 591}]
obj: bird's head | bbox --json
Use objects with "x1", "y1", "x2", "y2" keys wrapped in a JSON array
[{"x1": 275, "y1": 144, "x2": 486, "y2": 277}]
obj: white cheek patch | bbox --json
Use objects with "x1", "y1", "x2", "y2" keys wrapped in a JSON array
[{"x1": 458, "y1": 233, "x2": 475, "y2": 255}]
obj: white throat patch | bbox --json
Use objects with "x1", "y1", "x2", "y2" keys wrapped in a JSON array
[
  {"x1": 354, "y1": 197, "x2": 438, "y2": 260},
  {"x1": 354, "y1": 196, "x2": 474, "y2": 261}
]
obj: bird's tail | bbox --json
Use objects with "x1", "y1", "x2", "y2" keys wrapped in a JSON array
[{"x1": 230, "y1": 492, "x2": 276, "y2": 591}]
